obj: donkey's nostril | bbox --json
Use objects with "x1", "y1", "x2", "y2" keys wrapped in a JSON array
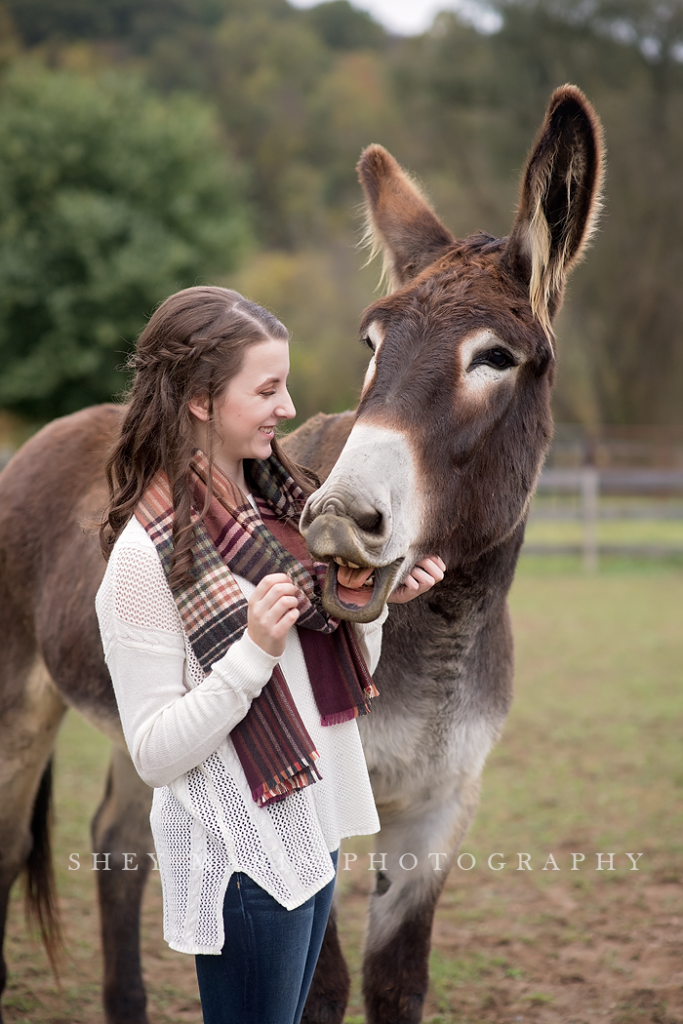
[{"x1": 355, "y1": 509, "x2": 383, "y2": 534}]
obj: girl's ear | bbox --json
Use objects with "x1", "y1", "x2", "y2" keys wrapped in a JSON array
[{"x1": 188, "y1": 394, "x2": 211, "y2": 422}]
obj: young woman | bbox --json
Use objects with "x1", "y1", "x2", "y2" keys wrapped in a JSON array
[{"x1": 96, "y1": 285, "x2": 444, "y2": 1024}]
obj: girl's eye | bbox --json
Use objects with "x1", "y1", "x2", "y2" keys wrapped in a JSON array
[
  {"x1": 261, "y1": 390, "x2": 276, "y2": 397},
  {"x1": 467, "y1": 347, "x2": 518, "y2": 371}
]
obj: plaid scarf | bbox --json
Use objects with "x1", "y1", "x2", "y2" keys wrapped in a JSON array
[{"x1": 135, "y1": 451, "x2": 377, "y2": 806}]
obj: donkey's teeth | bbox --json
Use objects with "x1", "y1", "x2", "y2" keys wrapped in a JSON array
[{"x1": 334, "y1": 557, "x2": 361, "y2": 570}]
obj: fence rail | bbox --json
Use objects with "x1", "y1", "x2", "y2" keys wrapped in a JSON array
[
  {"x1": 538, "y1": 469, "x2": 683, "y2": 493},
  {"x1": 529, "y1": 468, "x2": 683, "y2": 568}
]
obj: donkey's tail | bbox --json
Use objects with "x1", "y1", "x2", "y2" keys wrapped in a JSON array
[{"x1": 24, "y1": 757, "x2": 63, "y2": 979}]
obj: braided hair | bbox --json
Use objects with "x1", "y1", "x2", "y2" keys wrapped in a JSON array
[{"x1": 100, "y1": 285, "x2": 317, "y2": 590}]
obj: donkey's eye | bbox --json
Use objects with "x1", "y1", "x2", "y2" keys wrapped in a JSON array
[
  {"x1": 361, "y1": 335, "x2": 375, "y2": 353},
  {"x1": 467, "y1": 347, "x2": 518, "y2": 371}
]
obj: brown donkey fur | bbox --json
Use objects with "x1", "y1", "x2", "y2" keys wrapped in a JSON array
[{"x1": 0, "y1": 86, "x2": 603, "y2": 1024}]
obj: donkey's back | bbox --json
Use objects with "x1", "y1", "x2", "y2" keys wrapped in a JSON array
[{"x1": 0, "y1": 404, "x2": 124, "y2": 726}]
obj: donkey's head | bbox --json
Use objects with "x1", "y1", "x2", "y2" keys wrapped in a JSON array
[{"x1": 300, "y1": 85, "x2": 604, "y2": 621}]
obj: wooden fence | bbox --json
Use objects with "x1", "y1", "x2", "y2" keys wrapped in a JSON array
[{"x1": 527, "y1": 468, "x2": 683, "y2": 568}]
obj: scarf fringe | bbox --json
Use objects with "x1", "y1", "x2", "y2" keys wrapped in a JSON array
[
  {"x1": 320, "y1": 709, "x2": 360, "y2": 727},
  {"x1": 254, "y1": 758, "x2": 323, "y2": 807},
  {"x1": 319, "y1": 686, "x2": 376, "y2": 726}
]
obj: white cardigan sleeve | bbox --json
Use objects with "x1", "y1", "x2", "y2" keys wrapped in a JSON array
[
  {"x1": 96, "y1": 536, "x2": 280, "y2": 789},
  {"x1": 352, "y1": 605, "x2": 389, "y2": 676}
]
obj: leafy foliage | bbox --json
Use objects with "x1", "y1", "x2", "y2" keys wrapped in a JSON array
[
  {"x1": 3, "y1": 0, "x2": 232, "y2": 49},
  {"x1": 301, "y1": 1, "x2": 387, "y2": 51},
  {"x1": 1, "y1": 0, "x2": 682, "y2": 425},
  {"x1": 0, "y1": 64, "x2": 250, "y2": 418}
]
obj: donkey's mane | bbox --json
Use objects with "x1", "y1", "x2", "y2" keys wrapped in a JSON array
[{"x1": 453, "y1": 231, "x2": 504, "y2": 257}]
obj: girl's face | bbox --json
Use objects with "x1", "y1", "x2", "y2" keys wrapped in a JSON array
[{"x1": 190, "y1": 337, "x2": 296, "y2": 480}]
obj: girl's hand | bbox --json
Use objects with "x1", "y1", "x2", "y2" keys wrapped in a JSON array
[
  {"x1": 387, "y1": 556, "x2": 446, "y2": 604},
  {"x1": 247, "y1": 573, "x2": 300, "y2": 657}
]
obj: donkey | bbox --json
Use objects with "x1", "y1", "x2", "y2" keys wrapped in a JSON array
[{"x1": 0, "y1": 84, "x2": 603, "y2": 1024}]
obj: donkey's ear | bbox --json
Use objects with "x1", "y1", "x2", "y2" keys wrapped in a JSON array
[
  {"x1": 358, "y1": 145, "x2": 455, "y2": 290},
  {"x1": 507, "y1": 84, "x2": 605, "y2": 332}
]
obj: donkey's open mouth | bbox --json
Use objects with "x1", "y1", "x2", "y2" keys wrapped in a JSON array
[{"x1": 324, "y1": 556, "x2": 404, "y2": 622}]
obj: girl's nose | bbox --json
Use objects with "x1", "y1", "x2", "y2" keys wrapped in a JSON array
[{"x1": 276, "y1": 390, "x2": 296, "y2": 420}]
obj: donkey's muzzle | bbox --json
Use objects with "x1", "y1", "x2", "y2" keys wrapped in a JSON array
[
  {"x1": 304, "y1": 513, "x2": 403, "y2": 622},
  {"x1": 323, "y1": 557, "x2": 403, "y2": 623},
  {"x1": 304, "y1": 513, "x2": 376, "y2": 565}
]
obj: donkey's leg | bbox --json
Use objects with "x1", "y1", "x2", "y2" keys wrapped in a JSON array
[
  {"x1": 91, "y1": 746, "x2": 153, "y2": 1024},
  {"x1": 362, "y1": 773, "x2": 483, "y2": 1024},
  {"x1": 301, "y1": 901, "x2": 351, "y2": 1024},
  {"x1": 0, "y1": 658, "x2": 66, "y2": 1023}
]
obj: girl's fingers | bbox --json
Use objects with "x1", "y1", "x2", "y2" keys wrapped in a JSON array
[
  {"x1": 271, "y1": 606, "x2": 300, "y2": 634},
  {"x1": 271, "y1": 596, "x2": 300, "y2": 622},
  {"x1": 404, "y1": 561, "x2": 443, "y2": 590},
  {"x1": 251, "y1": 580, "x2": 299, "y2": 615},
  {"x1": 413, "y1": 557, "x2": 445, "y2": 580},
  {"x1": 388, "y1": 555, "x2": 446, "y2": 604},
  {"x1": 252, "y1": 595, "x2": 298, "y2": 626},
  {"x1": 251, "y1": 573, "x2": 295, "y2": 601},
  {"x1": 259, "y1": 584, "x2": 299, "y2": 610},
  {"x1": 247, "y1": 591, "x2": 299, "y2": 655},
  {"x1": 249, "y1": 590, "x2": 299, "y2": 633}
]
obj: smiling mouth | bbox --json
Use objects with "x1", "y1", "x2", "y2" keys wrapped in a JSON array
[{"x1": 323, "y1": 556, "x2": 404, "y2": 622}]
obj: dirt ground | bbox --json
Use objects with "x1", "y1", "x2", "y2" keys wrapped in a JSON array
[
  {"x1": 4, "y1": 847, "x2": 682, "y2": 1024},
  {"x1": 340, "y1": 847, "x2": 683, "y2": 1024}
]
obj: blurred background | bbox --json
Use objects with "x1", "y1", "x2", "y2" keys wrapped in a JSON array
[{"x1": 1, "y1": 0, "x2": 683, "y2": 427}]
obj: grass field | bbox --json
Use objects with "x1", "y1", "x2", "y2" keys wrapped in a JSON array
[
  {"x1": 524, "y1": 498, "x2": 683, "y2": 552},
  {"x1": 3, "y1": 559, "x2": 682, "y2": 1024},
  {"x1": 524, "y1": 517, "x2": 683, "y2": 548}
]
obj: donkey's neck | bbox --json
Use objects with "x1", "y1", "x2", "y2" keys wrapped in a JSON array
[
  {"x1": 379, "y1": 522, "x2": 525, "y2": 682},
  {"x1": 368, "y1": 524, "x2": 524, "y2": 772},
  {"x1": 429, "y1": 521, "x2": 525, "y2": 623}
]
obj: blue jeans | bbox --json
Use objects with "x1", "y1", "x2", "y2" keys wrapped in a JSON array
[{"x1": 195, "y1": 850, "x2": 338, "y2": 1024}]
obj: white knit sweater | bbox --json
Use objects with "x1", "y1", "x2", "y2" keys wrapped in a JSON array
[{"x1": 96, "y1": 516, "x2": 386, "y2": 955}]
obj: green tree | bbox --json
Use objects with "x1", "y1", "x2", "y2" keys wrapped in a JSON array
[
  {"x1": 6, "y1": 0, "x2": 682, "y2": 425},
  {"x1": 3, "y1": 0, "x2": 231, "y2": 49},
  {"x1": 210, "y1": 9, "x2": 333, "y2": 247},
  {"x1": 0, "y1": 62, "x2": 250, "y2": 419},
  {"x1": 301, "y1": 1, "x2": 386, "y2": 51}
]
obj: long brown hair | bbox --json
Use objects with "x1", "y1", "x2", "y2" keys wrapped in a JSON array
[{"x1": 100, "y1": 285, "x2": 317, "y2": 589}]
